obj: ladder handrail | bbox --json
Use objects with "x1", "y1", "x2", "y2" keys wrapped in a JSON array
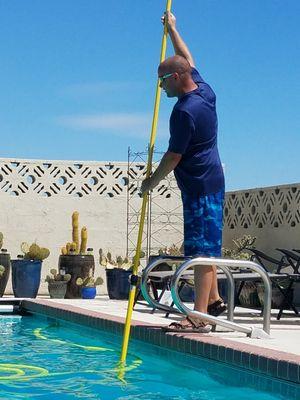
[
  {"x1": 141, "y1": 256, "x2": 272, "y2": 338},
  {"x1": 171, "y1": 257, "x2": 272, "y2": 335},
  {"x1": 141, "y1": 257, "x2": 235, "y2": 321}
]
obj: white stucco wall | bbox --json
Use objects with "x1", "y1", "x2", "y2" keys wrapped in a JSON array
[
  {"x1": 0, "y1": 157, "x2": 182, "y2": 295},
  {"x1": 223, "y1": 183, "x2": 300, "y2": 257},
  {"x1": 1, "y1": 157, "x2": 299, "y2": 300}
]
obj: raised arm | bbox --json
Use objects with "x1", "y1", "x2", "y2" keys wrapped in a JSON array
[{"x1": 162, "y1": 11, "x2": 195, "y2": 68}]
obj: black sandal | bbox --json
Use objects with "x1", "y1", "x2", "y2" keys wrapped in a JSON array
[
  {"x1": 162, "y1": 317, "x2": 211, "y2": 333},
  {"x1": 207, "y1": 299, "x2": 227, "y2": 316}
]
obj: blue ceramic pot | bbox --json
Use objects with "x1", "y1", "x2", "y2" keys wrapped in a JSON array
[
  {"x1": 0, "y1": 253, "x2": 11, "y2": 297},
  {"x1": 11, "y1": 259, "x2": 42, "y2": 298},
  {"x1": 81, "y1": 286, "x2": 96, "y2": 299},
  {"x1": 106, "y1": 268, "x2": 131, "y2": 300}
]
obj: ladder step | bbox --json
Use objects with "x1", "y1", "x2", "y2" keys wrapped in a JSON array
[{"x1": 0, "y1": 305, "x2": 20, "y2": 313}]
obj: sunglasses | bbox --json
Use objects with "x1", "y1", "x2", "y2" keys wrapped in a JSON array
[{"x1": 158, "y1": 72, "x2": 174, "y2": 83}]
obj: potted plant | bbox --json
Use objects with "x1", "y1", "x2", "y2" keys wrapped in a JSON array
[
  {"x1": 100, "y1": 249, "x2": 135, "y2": 300},
  {"x1": 0, "y1": 232, "x2": 11, "y2": 297},
  {"x1": 75, "y1": 276, "x2": 103, "y2": 299},
  {"x1": 11, "y1": 242, "x2": 50, "y2": 298},
  {"x1": 45, "y1": 269, "x2": 71, "y2": 299},
  {"x1": 59, "y1": 211, "x2": 95, "y2": 299}
]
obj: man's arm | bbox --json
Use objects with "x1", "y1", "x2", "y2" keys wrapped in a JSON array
[
  {"x1": 163, "y1": 11, "x2": 195, "y2": 68},
  {"x1": 140, "y1": 151, "x2": 182, "y2": 195}
]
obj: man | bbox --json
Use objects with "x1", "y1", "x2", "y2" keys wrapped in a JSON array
[{"x1": 141, "y1": 12, "x2": 225, "y2": 333}]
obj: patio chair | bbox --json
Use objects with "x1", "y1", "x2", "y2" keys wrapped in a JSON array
[
  {"x1": 138, "y1": 251, "x2": 300, "y2": 321},
  {"x1": 276, "y1": 248, "x2": 300, "y2": 273},
  {"x1": 246, "y1": 248, "x2": 300, "y2": 319}
]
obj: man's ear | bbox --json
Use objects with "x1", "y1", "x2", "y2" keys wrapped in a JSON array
[{"x1": 173, "y1": 72, "x2": 179, "y2": 80}]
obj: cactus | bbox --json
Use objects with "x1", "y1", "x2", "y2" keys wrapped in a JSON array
[
  {"x1": 45, "y1": 269, "x2": 71, "y2": 283},
  {"x1": 21, "y1": 242, "x2": 29, "y2": 254},
  {"x1": 0, "y1": 265, "x2": 5, "y2": 277},
  {"x1": 0, "y1": 232, "x2": 3, "y2": 250},
  {"x1": 22, "y1": 242, "x2": 50, "y2": 261},
  {"x1": 63, "y1": 274, "x2": 71, "y2": 281},
  {"x1": 61, "y1": 246, "x2": 67, "y2": 255},
  {"x1": 72, "y1": 211, "x2": 79, "y2": 254},
  {"x1": 107, "y1": 251, "x2": 112, "y2": 263},
  {"x1": 99, "y1": 250, "x2": 133, "y2": 270},
  {"x1": 116, "y1": 256, "x2": 123, "y2": 267},
  {"x1": 76, "y1": 276, "x2": 103, "y2": 287},
  {"x1": 25, "y1": 243, "x2": 39, "y2": 259},
  {"x1": 76, "y1": 277, "x2": 84, "y2": 286},
  {"x1": 99, "y1": 248, "x2": 107, "y2": 266},
  {"x1": 37, "y1": 247, "x2": 50, "y2": 260},
  {"x1": 62, "y1": 213, "x2": 90, "y2": 255},
  {"x1": 80, "y1": 227, "x2": 87, "y2": 254}
]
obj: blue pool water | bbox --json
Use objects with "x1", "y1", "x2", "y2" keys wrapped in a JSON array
[{"x1": 0, "y1": 314, "x2": 298, "y2": 400}]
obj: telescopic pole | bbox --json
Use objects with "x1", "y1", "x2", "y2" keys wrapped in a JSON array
[{"x1": 119, "y1": 0, "x2": 173, "y2": 366}]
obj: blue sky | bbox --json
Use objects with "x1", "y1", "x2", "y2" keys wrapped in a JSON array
[{"x1": 0, "y1": 0, "x2": 299, "y2": 191}]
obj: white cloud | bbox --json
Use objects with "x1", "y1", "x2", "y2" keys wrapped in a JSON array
[{"x1": 57, "y1": 112, "x2": 169, "y2": 139}]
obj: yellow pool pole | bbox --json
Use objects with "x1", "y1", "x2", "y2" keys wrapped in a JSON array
[{"x1": 120, "y1": 0, "x2": 173, "y2": 366}]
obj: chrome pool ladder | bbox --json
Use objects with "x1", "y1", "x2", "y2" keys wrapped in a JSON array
[{"x1": 141, "y1": 256, "x2": 272, "y2": 339}]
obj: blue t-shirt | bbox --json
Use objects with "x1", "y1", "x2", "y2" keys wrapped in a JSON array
[{"x1": 168, "y1": 68, "x2": 225, "y2": 196}]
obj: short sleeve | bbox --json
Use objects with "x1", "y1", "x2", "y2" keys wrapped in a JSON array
[
  {"x1": 168, "y1": 110, "x2": 194, "y2": 154},
  {"x1": 192, "y1": 67, "x2": 216, "y2": 105},
  {"x1": 191, "y1": 68, "x2": 205, "y2": 85}
]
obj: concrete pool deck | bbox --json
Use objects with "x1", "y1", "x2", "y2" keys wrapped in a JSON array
[
  {"x1": 9, "y1": 295, "x2": 299, "y2": 386},
  {"x1": 44, "y1": 296, "x2": 300, "y2": 354}
]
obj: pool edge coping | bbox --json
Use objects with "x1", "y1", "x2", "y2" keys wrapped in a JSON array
[{"x1": 21, "y1": 299, "x2": 300, "y2": 385}]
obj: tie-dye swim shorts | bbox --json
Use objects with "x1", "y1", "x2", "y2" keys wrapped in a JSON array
[{"x1": 182, "y1": 189, "x2": 224, "y2": 257}]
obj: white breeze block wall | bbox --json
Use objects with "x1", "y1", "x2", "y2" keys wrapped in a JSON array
[
  {"x1": 223, "y1": 183, "x2": 300, "y2": 305},
  {"x1": 223, "y1": 183, "x2": 300, "y2": 256},
  {"x1": 0, "y1": 158, "x2": 182, "y2": 295},
  {"x1": 1, "y1": 157, "x2": 299, "y2": 298}
]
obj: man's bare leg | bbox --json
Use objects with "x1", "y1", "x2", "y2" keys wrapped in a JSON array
[
  {"x1": 208, "y1": 266, "x2": 222, "y2": 305},
  {"x1": 175, "y1": 266, "x2": 213, "y2": 327},
  {"x1": 194, "y1": 266, "x2": 214, "y2": 313}
]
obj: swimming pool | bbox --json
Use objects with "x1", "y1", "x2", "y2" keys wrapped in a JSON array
[{"x1": 0, "y1": 313, "x2": 298, "y2": 399}]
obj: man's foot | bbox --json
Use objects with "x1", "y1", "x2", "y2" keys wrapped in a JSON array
[
  {"x1": 163, "y1": 316, "x2": 211, "y2": 333},
  {"x1": 207, "y1": 298, "x2": 227, "y2": 317}
]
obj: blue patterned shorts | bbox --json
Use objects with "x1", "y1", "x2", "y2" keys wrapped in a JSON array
[{"x1": 182, "y1": 189, "x2": 224, "y2": 257}]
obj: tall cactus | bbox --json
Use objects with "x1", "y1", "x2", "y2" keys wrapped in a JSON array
[
  {"x1": 72, "y1": 211, "x2": 79, "y2": 254},
  {"x1": 80, "y1": 227, "x2": 87, "y2": 254},
  {"x1": 61, "y1": 212, "x2": 90, "y2": 255}
]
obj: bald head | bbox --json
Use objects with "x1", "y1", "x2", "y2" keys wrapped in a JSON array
[
  {"x1": 159, "y1": 55, "x2": 191, "y2": 76},
  {"x1": 158, "y1": 55, "x2": 197, "y2": 98}
]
